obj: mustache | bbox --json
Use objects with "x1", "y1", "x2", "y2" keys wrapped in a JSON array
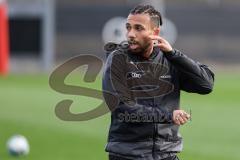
[{"x1": 128, "y1": 40, "x2": 139, "y2": 45}]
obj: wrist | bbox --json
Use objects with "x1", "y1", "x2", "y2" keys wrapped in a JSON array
[{"x1": 163, "y1": 49, "x2": 175, "y2": 55}]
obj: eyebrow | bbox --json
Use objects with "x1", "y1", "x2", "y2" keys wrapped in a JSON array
[
  {"x1": 135, "y1": 24, "x2": 144, "y2": 28},
  {"x1": 126, "y1": 23, "x2": 145, "y2": 29}
]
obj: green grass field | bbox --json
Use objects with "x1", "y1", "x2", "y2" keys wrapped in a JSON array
[{"x1": 0, "y1": 72, "x2": 239, "y2": 160}]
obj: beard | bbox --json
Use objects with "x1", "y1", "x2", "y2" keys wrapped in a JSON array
[{"x1": 128, "y1": 39, "x2": 151, "y2": 55}]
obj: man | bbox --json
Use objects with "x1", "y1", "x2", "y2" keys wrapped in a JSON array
[{"x1": 102, "y1": 4, "x2": 214, "y2": 160}]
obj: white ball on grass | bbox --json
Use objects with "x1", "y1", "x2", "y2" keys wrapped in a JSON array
[{"x1": 6, "y1": 135, "x2": 30, "y2": 156}]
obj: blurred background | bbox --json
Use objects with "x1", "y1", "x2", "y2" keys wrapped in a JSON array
[{"x1": 0, "y1": 0, "x2": 240, "y2": 159}]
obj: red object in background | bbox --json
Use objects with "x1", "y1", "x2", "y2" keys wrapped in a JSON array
[{"x1": 0, "y1": 0, "x2": 9, "y2": 75}]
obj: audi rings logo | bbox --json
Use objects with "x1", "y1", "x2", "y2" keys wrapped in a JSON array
[{"x1": 131, "y1": 72, "x2": 142, "y2": 78}]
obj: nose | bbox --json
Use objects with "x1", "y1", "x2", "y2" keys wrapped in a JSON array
[{"x1": 127, "y1": 29, "x2": 136, "y2": 39}]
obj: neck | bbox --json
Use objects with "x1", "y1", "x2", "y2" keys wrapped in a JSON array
[{"x1": 142, "y1": 44, "x2": 154, "y2": 59}]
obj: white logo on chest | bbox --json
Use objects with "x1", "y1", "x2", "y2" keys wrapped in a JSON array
[{"x1": 131, "y1": 72, "x2": 142, "y2": 78}]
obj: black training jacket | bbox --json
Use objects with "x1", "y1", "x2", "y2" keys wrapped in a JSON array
[{"x1": 102, "y1": 46, "x2": 214, "y2": 160}]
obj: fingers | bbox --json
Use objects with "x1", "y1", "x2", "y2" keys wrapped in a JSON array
[
  {"x1": 149, "y1": 35, "x2": 173, "y2": 52},
  {"x1": 149, "y1": 35, "x2": 165, "y2": 43},
  {"x1": 179, "y1": 115, "x2": 188, "y2": 124},
  {"x1": 173, "y1": 110, "x2": 191, "y2": 126},
  {"x1": 156, "y1": 43, "x2": 167, "y2": 49},
  {"x1": 175, "y1": 114, "x2": 185, "y2": 125}
]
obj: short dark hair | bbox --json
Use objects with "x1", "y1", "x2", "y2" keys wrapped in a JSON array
[{"x1": 130, "y1": 4, "x2": 163, "y2": 27}]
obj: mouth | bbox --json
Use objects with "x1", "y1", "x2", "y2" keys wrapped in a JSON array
[
  {"x1": 128, "y1": 40, "x2": 138, "y2": 45},
  {"x1": 128, "y1": 41, "x2": 139, "y2": 50}
]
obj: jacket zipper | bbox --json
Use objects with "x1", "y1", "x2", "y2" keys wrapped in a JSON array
[{"x1": 152, "y1": 98, "x2": 158, "y2": 159}]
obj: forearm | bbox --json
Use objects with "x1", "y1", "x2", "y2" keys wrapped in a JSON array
[
  {"x1": 164, "y1": 49, "x2": 214, "y2": 93},
  {"x1": 164, "y1": 49, "x2": 207, "y2": 76}
]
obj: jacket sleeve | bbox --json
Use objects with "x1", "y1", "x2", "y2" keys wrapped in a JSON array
[
  {"x1": 102, "y1": 51, "x2": 173, "y2": 123},
  {"x1": 164, "y1": 49, "x2": 215, "y2": 94}
]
